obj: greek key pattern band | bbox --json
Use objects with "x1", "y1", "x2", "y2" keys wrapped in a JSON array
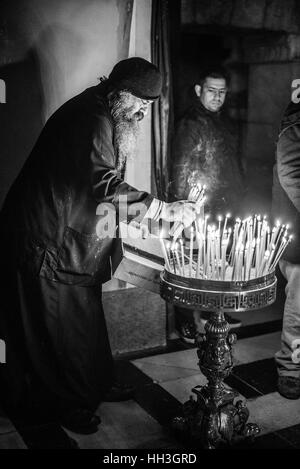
[{"x1": 160, "y1": 281, "x2": 277, "y2": 312}]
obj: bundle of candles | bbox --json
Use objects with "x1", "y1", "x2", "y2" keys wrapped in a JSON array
[
  {"x1": 160, "y1": 213, "x2": 292, "y2": 281},
  {"x1": 169, "y1": 182, "x2": 206, "y2": 240}
]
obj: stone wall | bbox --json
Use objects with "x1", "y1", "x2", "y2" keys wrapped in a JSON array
[
  {"x1": 181, "y1": 0, "x2": 300, "y2": 34},
  {"x1": 242, "y1": 35, "x2": 300, "y2": 214}
]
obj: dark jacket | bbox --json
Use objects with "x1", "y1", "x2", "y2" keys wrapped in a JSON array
[
  {"x1": 1, "y1": 83, "x2": 153, "y2": 285},
  {"x1": 272, "y1": 101, "x2": 300, "y2": 263},
  {"x1": 169, "y1": 101, "x2": 245, "y2": 216}
]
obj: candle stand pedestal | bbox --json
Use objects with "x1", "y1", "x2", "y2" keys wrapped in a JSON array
[{"x1": 160, "y1": 270, "x2": 277, "y2": 449}]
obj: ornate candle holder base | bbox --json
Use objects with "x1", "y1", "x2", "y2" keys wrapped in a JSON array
[{"x1": 160, "y1": 270, "x2": 277, "y2": 449}]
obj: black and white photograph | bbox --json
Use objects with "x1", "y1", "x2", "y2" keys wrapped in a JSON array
[{"x1": 0, "y1": 0, "x2": 300, "y2": 453}]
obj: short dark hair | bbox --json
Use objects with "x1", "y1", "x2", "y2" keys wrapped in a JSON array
[{"x1": 198, "y1": 67, "x2": 229, "y2": 87}]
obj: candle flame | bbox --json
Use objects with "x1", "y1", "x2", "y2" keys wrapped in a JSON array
[{"x1": 164, "y1": 212, "x2": 293, "y2": 281}]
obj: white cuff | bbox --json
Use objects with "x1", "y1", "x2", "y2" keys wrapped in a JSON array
[{"x1": 143, "y1": 198, "x2": 165, "y2": 221}]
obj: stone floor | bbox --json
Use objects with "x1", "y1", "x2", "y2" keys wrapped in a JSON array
[{"x1": 0, "y1": 288, "x2": 300, "y2": 450}]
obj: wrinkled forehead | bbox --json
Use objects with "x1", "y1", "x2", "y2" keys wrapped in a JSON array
[{"x1": 204, "y1": 77, "x2": 227, "y2": 90}]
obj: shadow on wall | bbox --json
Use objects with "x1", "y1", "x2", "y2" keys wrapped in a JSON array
[
  {"x1": 0, "y1": 48, "x2": 44, "y2": 208},
  {"x1": 0, "y1": 23, "x2": 87, "y2": 209},
  {"x1": 34, "y1": 23, "x2": 88, "y2": 120}
]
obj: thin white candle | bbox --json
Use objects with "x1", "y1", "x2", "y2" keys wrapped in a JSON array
[
  {"x1": 265, "y1": 243, "x2": 276, "y2": 274},
  {"x1": 160, "y1": 236, "x2": 171, "y2": 271},
  {"x1": 246, "y1": 239, "x2": 256, "y2": 280},
  {"x1": 189, "y1": 226, "x2": 194, "y2": 277},
  {"x1": 196, "y1": 232, "x2": 202, "y2": 278},
  {"x1": 170, "y1": 248, "x2": 176, "y2": 274},
  {"x1": 222, "y1": 213, "x2": 231, "y2": 240},
  {"x1": 269, "y1": 236, "x2": 292, "y2": 271},
  {"x1": 259, "y1": 250, "x2": 270, "y2": 277},
  {"x1": 238, "y1": 244, "x2": 244, "y2": 280},
  {"x1": 206, "y1": 225, "x2": 212, "y2": 277},
  {"x1": 253, "y1": 214, "x2": 257, "y2": 239},
  {"x1": 221, "y1": 238, "x2": 228, "y2": 280},
  {"x1": 174, "y1": 243, "x2": 183, "y2": 276},
  {"x1": 254, "y1": 238, "x2": 260, "y2": 276},
  {"x1": 180, "y1": 238, "x2": 185, "y2": 274},
  {"x1": 218, "y1": 215, "x2": 222, "y2": 234},
  {"x1": 229, "y1": 218, "x2": 241, "y2": 265},
  {"x1": 215, "y1": 229, "x2": 221, "y2": 279}
]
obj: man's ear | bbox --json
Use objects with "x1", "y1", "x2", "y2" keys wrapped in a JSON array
[{"x1": 194, "y1": 84, "x2": 201, "y2": 97}]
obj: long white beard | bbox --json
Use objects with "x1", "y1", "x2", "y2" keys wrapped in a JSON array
[{"x1": 110, "y1": 94, "x2": 140, "y2": 174}]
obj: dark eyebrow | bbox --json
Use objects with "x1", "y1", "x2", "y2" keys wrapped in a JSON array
[{"x1": 207, "y1": 87, "x2": 227, "y2": 91}]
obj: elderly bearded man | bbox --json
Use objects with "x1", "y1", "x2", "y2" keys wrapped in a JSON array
[
  {"x1": 0, "y1": 57, "x2": 197, "y2": 434},
  {"x1": 169, "y1": 68, "x2": 245, "y2": 343}
]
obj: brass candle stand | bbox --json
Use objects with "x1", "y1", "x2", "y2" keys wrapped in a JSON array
[{"x1": 160, "y1": 269, "x2": 277, "y2": 449}]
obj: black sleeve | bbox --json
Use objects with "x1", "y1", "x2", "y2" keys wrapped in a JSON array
[{"x1": 90, "y1": 113, "x2": 154, "y2": 222}]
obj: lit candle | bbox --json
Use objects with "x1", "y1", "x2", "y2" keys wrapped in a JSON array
[
  {"x1": 265, "y1": 243, "x2": 276, "y2": 274},
  {"x1": 274, "y1": 219, "x2": 281, "y2": 241},
  {"x1": 259, "y1": 220, "x2": 268, "y2": 264},
  {"x1": 269, "y1": 236, "x2": 292, "y2": 271},
  {"x1": 180, "y1": 238, "x2": 185, "y2": 275},
  {"x1": 189, "y1": 226, "x2": 194, "y2": 277},
  {"x1": 211, "y1": 229, "x2": 216, "y2": 280},
  {"x1": 160, "y1": 234, "x2": 171, "y2": 271},
  {"x1": 253, "y1": 214, "x2": 257, "y2": 238},
  {"x1": 238, "y1": 244, "x2": 244, "y2": 280},
  {"x1": 174, "y1": 243, "x2": 183, "y2": 276},
  {"x1": 244, "y1": 241, "x2": 250, "y2": 280},
  {"x1": 206, "y1": 225, "x2": 212, "y2": 277},
  {"x1": 204, "y1": 214, "x2": 210, "y2": 239},
  {"x1": 266, "y1": 226, "x2": 271, "y2": 251},
  {"x1": 170, "y1": 248, "x2": 176, "y2": 274},
  {"x1": 229, "y1": 218, "x2": 241, "y2": 265},
  {"x1": 222, "y1": 213, "x2": 231, "y2": 240},
  {"x1": 221, "y1": 238, "x2": 228, "y2": 280},
  {"x1": 241, "y1": 218, "x2": 248, "y2": 246},
  {"x1": 259, "y1": 250, "x2": 270, "y2": 277},
  {"x1": 232, "y1": 244, "x2": 240, "y2": 280},
  {"x1": 196, "y1": 232, "x2": 202, "y2": 278},
  {"x1": 254, "y1": 238, "x2": 260, "y2": 276},
  {"x1": 248, "y1": 217, "x2": 253, "y2": 245},
  {"x1": 246, "y1": 239, "x2": 256, "y2": 280},
  {"x1": 257, "y1": 215, "x2": 262, "y2": 241},
  {"x1": 215, "y1": 229, "x2": 221, "y2": 279},
  {"x1": 218, "y1": 215, "x2": 222, "y2": 234}
]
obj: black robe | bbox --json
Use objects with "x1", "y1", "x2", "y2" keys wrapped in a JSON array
[{"x1": 0, "y1": 82, "x2": 153, "y2": 417}]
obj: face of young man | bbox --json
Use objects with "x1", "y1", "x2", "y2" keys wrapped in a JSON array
[{"x1": 199, "y1": 77, "x2": 227, "y2": 113}]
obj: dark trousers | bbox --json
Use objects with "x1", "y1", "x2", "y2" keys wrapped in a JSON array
[{"x1": 0, "y1": 267, "x2": 113, "y2": 419}]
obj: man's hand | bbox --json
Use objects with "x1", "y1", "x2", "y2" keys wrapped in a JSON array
[{"x1": 161, "y1": 201, "x2": 197, "y2": 228}]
